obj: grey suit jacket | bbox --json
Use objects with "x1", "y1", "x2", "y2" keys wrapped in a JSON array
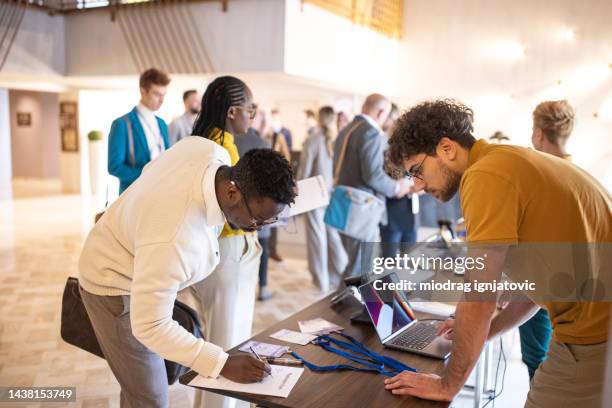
[
  {"x1": 333, "y1": 115, "x2": 397, "y2": 198},
  {"x1": 297, "y1": 129, "x2": 333, "y2": 191}
]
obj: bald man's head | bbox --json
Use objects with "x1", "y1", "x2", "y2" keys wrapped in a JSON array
[{"x1": 362, "y1": 93, "x2": 392, "y2": 127}]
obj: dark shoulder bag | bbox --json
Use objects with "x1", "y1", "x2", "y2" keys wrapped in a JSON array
[{"x1": 60, "y1": 278, "x2": 204, "y2": 384}]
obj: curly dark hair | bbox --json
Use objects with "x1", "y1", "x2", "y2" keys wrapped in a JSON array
[
  {"x1": 232, "y1": 149, "x2": 296, "y2": 205},
  {"x1": 388, "y1": 99, "x2": 476, "y2": 166}
]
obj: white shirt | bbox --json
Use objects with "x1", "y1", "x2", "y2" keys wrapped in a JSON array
[
  {"x1": 79, "y1": 137, "x2": 231, "y2": 378},
  {"x1": 137, "y1": 102, "x2": 165, "y2": 159}
]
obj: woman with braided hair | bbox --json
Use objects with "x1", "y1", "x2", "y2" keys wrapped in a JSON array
[{"x1": 191, "y1": 76, "x2": 278, "y2": 408}]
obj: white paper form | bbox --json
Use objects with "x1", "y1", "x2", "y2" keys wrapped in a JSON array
[
  {"x1": 270, "y1": 329, "x2": 316, "y2": 346},
  {"x1": 188, "y1": 365, "x2": 304, "y2": 398},
  {"x1": 289, "y1": 175, "x2": 330, "y2": 216}
]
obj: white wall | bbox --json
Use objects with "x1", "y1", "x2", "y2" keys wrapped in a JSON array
[
  {"x1": 64, "y1": 0, "x2": 285, "y2": 76},
  {"x1": 2, "y1": 8, "x2": 65, "y2": 75},
  {"x1": 398, "y1": 0, "x2": 612, "y2": 189},
  {"x1": 284, "y1": 0, "x2": 399, "y2": 97},
  {"x1": 0, "y1": 89, "x2": 12, "y2": 195},
  {"x1": 9, "y1": 90, "x2": 61, "y2": 179},
  {"x1": 64, "y1": 10, "x2": 135, "y2": 76}
]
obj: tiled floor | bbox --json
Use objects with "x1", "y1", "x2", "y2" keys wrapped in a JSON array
[{"x1": 0, "y1": 181, "x2": 529, "y2": 407}]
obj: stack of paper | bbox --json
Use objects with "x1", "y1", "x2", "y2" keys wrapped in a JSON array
[
  {"x1": 298, "y1": 318, "x2": 343, "y2": 335},
  {"x1": 270, "y1": 329, "x2": 316, "y2": 345}
]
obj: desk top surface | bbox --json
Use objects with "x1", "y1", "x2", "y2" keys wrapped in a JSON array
[{"x1": 181, "y1": 294, "x2": 450, "y2": 408}]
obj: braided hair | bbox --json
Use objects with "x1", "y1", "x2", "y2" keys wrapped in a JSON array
[{"x1": 192, "y1": 76, "x2": 249, "y2": 145}]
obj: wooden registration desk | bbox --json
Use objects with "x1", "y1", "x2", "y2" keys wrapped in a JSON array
[{"x1": 180, "y1": 294, "x2": 450, "y2": 408}]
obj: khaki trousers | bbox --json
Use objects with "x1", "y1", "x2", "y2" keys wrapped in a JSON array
[{"x1": 525, "y1": 340, "x2": 607, "y2": 408}]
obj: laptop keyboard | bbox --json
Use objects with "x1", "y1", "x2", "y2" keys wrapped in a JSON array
[{"x1": 390, "y1": 323, "x2": 437, "y2": 350}]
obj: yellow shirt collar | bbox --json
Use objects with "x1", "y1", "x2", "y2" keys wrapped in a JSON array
[
  {"x1": 210, "y1": 128, "x2": 234, "y2": 144},
  {"x1": 467, "y1": 139, "x2": 489, "y2": 168}
]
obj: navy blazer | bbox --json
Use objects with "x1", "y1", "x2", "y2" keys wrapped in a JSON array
[
  {"x1": 108, "y1": 107, "x2": 169, "y2": 194},
  {"x1": 385, "y1": 196, "x2": 416, "y2": 231}
]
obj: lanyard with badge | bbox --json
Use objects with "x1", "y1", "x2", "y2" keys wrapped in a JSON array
[
  {"x1": 137, "y1": 110, "x2": 165, "y2": 153},
  {"x1": 290, "y1": 332, "x2": 417, "y2": 377}
]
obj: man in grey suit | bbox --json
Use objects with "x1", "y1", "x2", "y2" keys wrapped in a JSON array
[
  {"x1": 333, "y1": 94, "x2": 413, "y2": 282},
  {"x1": 168, "y1": 89, "x2": 201, "y2": 145}
]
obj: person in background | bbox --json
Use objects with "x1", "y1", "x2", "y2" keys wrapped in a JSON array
[
  {"x1": 336, "y1": 111, "x2": 350, "y2": 133},
  {"x1": 108, "y1": 68, "x2": 170, "y2": 194},
  {"x1": 516, "y1": 100, "x2": 575, "y2": 381},
  {"x1": 270, "y1": 108, "x2": 293, "y2": 152},
  {"x1": 266, "y1": 112, "x2": 291, "y2": 264},
  {"x1": 235, "y1": 107, "x2": 274, "y2": 301},
  {"x1": 190, "y1": 77, "x2": 272, "y2": 408},
  {"x1": 385, "y1": 99, "x2": 610, "y2": 407},
  {"x1": 235, "y1": 104, "x2": 270, "y2": 154},
  {"x1": 298, "y1": 106, "x2": 348, "y2": 292},
  {"x1": 304, "y1": 109, "x2": 318, "y2": 136},
  {"x1": 333, "y1": 94, "x2": 413, "y2": 281},
  {"x1": 169, "y1": 89, "x2": 201, "y2": 145},
  {"x1": 532, "y1": 99, "x2": 575, "y2": 159},
  {"x1": 381, "y1": 103, "x2": 417, "y2": 256}
]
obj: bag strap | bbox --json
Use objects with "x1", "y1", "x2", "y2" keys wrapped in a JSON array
[
  {"x1": 333, "y1": 120, "x2": 364, "y2": 187},
  {"x1": 290, "y1": 332, "x2": 417, "y2": 377},
  {"x1": 122, "y1": 115, "x2": 135, "y2": 168}
]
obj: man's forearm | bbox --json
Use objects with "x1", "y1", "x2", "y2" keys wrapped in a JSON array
[
  {"x1": 487, "y1": 300, "x2": 540, "y2": 341},
  {"x1": 442, "y1": 301, "x2": 496, "y2": 394}
]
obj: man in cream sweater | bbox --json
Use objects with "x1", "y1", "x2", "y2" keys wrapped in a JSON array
[{"x1": 79, "y1": 136, "x2": 297, "y2": 407}]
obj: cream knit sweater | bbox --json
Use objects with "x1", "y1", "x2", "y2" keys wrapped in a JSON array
[{"x1": 79, "y1": 137, "x2": 231, "y2": 378}]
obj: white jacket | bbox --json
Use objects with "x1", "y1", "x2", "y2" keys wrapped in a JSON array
[{"x1": 79, "y1": 136, "x2": 231, "y2": 377}]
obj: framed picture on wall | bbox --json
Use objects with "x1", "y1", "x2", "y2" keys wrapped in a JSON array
[
  {"x1": 16, "y1": 112, "x2": 31, "y2": 127},
  {"x1": 60, "y1": 102, "x2": 79, "y2": 152}
]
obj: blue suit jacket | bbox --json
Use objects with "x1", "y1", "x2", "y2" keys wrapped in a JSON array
[
  {"x1": 386, "y1": 196, "x2": 415, "y2": 232},
  {"x1": 108, "y1": 107, "x2": 169, "y2": 194}
]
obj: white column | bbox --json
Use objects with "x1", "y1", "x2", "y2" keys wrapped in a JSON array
[{"x1": 0, "y1": 88, "x2": 12, "y2": 199}]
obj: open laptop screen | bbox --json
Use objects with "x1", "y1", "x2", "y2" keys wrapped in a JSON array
[{"x1": 359, "y1": 273, "x2": 417, "y2": 342}]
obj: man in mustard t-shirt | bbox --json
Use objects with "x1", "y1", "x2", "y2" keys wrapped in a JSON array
[{"x1": 383, "y1": 99, "x2": 611, "y2": 407}]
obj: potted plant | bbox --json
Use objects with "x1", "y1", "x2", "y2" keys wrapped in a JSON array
[
  {"x1": 88, "y1": 130, "x2": 104, "y2": 194},
  {"x1": 489, "y1": 131, "x2": 510, "y2": 144}
]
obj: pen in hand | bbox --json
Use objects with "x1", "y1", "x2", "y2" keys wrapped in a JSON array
[{"x1": 249, "y1": 346, "x2": 273, "y2": 377}]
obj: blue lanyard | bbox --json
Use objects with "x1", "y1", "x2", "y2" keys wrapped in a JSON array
[{"x1": 290, "y1": 332, "x2": 417, "y2": 377}]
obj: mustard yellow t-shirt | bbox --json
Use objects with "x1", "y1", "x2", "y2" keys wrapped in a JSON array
[
  {"x1": 209, "y1": 129, "x2": 246, "y2": 238},
  {"x1": 460, "y1": 139, "x2": 611, "y2": 344}
]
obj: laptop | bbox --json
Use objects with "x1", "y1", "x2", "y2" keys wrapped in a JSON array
[{"x1": 358, "y1": 272, "x2": 452, "y2": 359}]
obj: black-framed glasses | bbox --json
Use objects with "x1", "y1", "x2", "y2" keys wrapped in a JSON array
[
  {"x1": 230, "y1": 180, "x2": 278, "y2": 228},
  {"x1": 405, "y1": 154, "x2": 428, "y2": 181},
  {"x1": 234, "y1": 104, "x2": 257, "y2": 120}
]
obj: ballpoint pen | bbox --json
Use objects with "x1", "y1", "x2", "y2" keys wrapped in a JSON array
[
  {"x1": 265, "y1": 357, "x2": 304, "y2": 366},
  {"x1": 250, "y1": 346, "x2": 273, "y2": 376}
]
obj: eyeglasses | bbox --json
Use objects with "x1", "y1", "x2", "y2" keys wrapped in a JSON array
[
  {"x1": 230, "y1": 180, "x2": 278, "y2": 228},
  {"x1": 234, "y1": 104, "x2": 257, "y2": 120},
  {"x1": 405, "y1": 154, "x2": 428, "y2": 181}
]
